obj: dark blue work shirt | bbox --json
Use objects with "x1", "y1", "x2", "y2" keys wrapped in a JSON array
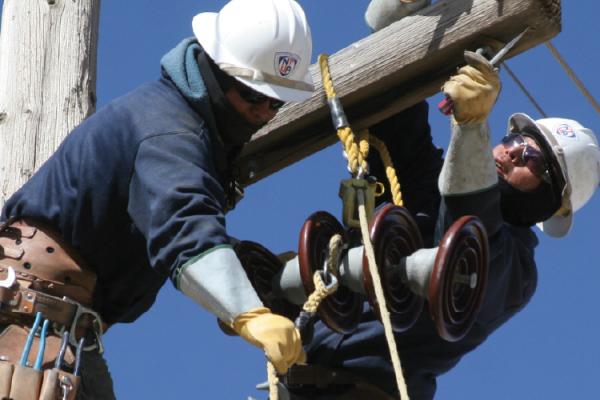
[{"x1": 2, "y1": 76, "x2": 230, "y2": 324}]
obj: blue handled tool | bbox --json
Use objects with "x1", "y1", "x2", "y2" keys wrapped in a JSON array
[
  {"x1": 54, "y1": 331, "x2": 70, "y2": 370},
  {"x1": 19, "y1": 312, "x2": 42, "y2": 366},
  {"x1": 73, "y1": 337, "x2": 85, "y2": 377},
  {"x1": 33, "y1": 319, "x2": 50, "y2": 370}
]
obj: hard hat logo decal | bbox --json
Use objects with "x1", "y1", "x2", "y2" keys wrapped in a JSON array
[
  {"x1": 275, "y1": 53, "x2": 300, "y2": 77},
  {"x1": 556, "y1": 124, "x2": 577, "y2": 139}
]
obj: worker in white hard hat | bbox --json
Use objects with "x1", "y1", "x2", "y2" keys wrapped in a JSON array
[
  {"x1": 0, "y1": 0, "x2": 314, "y2": 398},
  {"x1": 280, "y1": 52, "x2": 599, "y2": 400},
  {"x1": 439, "y1": 52, "x2": 600, "y2": 237},
  {"x1": 277, "y1": 6, "x2": 599, "y2": 396},
  {"x1": 497, "y1": 114, "x2": 600, "y2": 236}
]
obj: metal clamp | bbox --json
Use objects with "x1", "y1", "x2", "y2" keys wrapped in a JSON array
[
  {"x1": 62, "y1": 297, "x2": 104, "y2": 353},
  {"x1": 327, "y1": 96, "x2": 349, "y2": 130},
  {"x1": 339, "y1": 179, "x2": 377, "y2": 228},
  {"x1": 318, "y1": 269, "x2": 338, "y2": 292},
  {"x1": 60, "y1": 375, "x2": 73, "y2": 400}
]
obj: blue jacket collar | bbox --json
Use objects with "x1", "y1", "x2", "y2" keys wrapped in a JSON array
[{"x1": 161, "y1": 38, "x2": 211, "y2": 116}]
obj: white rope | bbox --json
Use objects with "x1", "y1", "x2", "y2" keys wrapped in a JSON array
[
  {"x1": 501, "y1": 61, "x2": 548, "y2": 118},
  {"x1": 545, "y1": 41, "x2": 600, "y2": 115},
  {"x1": 268, "y1": 362, "x2": 279, "y2": 400},
  {"x1": 357, "y1": 189, "x2": 410, "y2": 399}
]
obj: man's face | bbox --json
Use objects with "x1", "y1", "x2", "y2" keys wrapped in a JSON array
[
  {"x1": 225, "y1": 81, "x2": 284, "y2": 127},
  {"x1": 493, "y1": 134, "x2": 548, "y2": 192}
]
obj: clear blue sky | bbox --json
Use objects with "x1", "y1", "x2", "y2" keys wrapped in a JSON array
[{"x1": 2, "y1": 1, "x2": 599, "y2": 399}]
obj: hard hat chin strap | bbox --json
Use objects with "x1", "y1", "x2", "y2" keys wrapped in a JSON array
[{"x1": 219, "y1": 63, "x2": 314, "y2": 92}]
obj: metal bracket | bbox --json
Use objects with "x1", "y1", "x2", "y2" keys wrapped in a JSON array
[{"x1": 338, "y1": 179, "x2": 377, "y2": 228}]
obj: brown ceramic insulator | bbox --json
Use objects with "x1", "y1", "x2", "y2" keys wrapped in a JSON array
[
  {"x1": 429, "y1": 216, "x2": 489, "y2": 342},
  {"x1": 298, "y1": 211, "x2": 363, "y2": 334},
  {"x1": 234, "y1": 241, "x2": 300, "y2": 322},
  {"x1": 363, "y1": 204, "x2": 425, "y2": 333}
]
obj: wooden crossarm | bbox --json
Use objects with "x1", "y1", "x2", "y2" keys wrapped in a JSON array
[{"x1": 234, "y1": 0, "x2": 561, "y2": 187}]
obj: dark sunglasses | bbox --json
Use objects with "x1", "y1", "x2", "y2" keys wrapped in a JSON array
[
  {"x1": 234, "y1": 83, "x2": 285, "y2": 110},
  {"x1": 500, "y1": 133, "x2": 550, "y2": 181}
]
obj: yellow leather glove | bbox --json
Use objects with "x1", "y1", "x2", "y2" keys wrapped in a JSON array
[
  {"x1": 442, "y1": 51, "x2": 501, "y2": 125},
  {"x1": 232, "y1": 307, "x2": 306, "y2": 374}
]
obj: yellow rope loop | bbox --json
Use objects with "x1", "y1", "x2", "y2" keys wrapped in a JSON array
[
  {"x1": 338, "y1": 126, "x2": 361, "y2": 174},
  {"x1": 368, "y1": 133, "x2": 404, "y2": 206},
  {"x1": 303, "y1": 270, "x2": 339, "y2": 314},
  {"x1": 357, "y1": 130, "x2": 371, "y2": 175},
  {"x1": 268, "y1": 233, "x2": 343, "y2": 400},
  {"x1": 326, "y1": 233, "x2": 344, "y2": 277}
]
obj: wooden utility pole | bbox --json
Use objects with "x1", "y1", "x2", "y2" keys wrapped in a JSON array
[
  {"x1": 0, "y1": 0, "x2": 100, "y2": 208},
  {"x1": 235, "y1": 0, "x2": 561, "y2": 187},
  {"x1": 0, "y1": 0, "x2": 561, "y2": 203}
]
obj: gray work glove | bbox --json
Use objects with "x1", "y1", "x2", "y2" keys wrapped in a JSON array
[{"x1": 365, "y1": 0, "x2": 431, "y2": 32}]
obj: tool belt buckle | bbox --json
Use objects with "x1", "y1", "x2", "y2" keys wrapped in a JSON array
[{"x1": 62, "y1": 297, "x2": 104, "y2": 354}]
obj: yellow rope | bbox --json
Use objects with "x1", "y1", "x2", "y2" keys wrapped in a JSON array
[
  {"x1": 318, "y1": 52, "x2": 410, "y2": 399},
  {"x1": 302, "y1": 269, "x2": 339, "y2": 313},
  {"x1": 325, "y1": 233, "x2": 344, "y2": 279},
  {"x1": 318, "y1": 54, "x2": 369, "y2": 176},
  {"x1": 367, "y1": 132, "x2": 404, "y2": 206},
  {"x1": 358, "y1": 130, "x2": 370, "y2": 174},
  {"x1": 319, "y1": 53, "x2": 403, "y2": 208},
  {"x1": 268, "y1": 235, "x2": 342, "y2": 400}
]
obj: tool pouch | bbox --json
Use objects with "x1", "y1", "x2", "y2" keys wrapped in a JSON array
[
  {"x1": 0, "y1": 362, "x2": 14, "y2": 398},
  {"x1": 0, "y1": 324, "x2": 78, "y2": 400},
  {"x1": 10, "y1": 364, "x2": 43, "y2": 399}
]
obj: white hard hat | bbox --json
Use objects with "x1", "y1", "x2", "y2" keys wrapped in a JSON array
[
  {"x1": 192, "y1": 0, "x2": 314, "y2": 102},
  {"x1": 508, "y1": 113, "x2": 600, "y2": 237}
]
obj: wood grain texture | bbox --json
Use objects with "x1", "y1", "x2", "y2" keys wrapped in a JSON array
[
  {"x1": 0, "y1": 0, "x2": 100, "y2": 207},
  {"x1": 234, "y1": 0, "x2": 561, "y2": 187}
]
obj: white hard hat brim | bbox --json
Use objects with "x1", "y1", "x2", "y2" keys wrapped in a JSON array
[
  {"x1": 509, "y1": 113, "x2": 573, "y2": 237},
  {"x1": 192, "y1": 12, "x2": 219, "y2": 59},
  {"x1": 536, "y1": 214, "x2": 571, "y2": 238},
  {"x1": 235, "y1": 75, "x2": 314, "y2": 103},
  {"x1": 192, "y1": 12, "x2": 313, "y2": 103}
]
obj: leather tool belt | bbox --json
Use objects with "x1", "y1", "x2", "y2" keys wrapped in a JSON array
[
  {"x1": 283, "y1": 364, "x2": 358, "y2": 388},
  {"x1": 0, "y1": 219, "x2": 103, "y2": 353},
  {"x1": 283, "y1": 364, "x2": 397, "y2": 400},
  {"x1": 0, "y1": 219, "x2": 96, "y2": 305}
]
